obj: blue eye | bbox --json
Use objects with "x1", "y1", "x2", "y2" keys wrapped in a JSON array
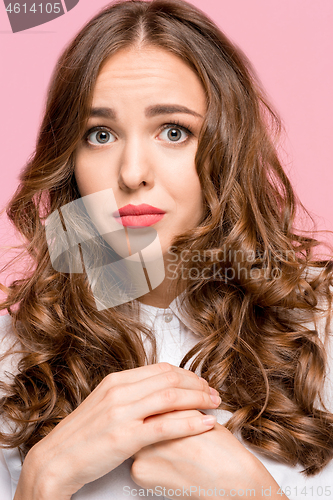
[{"x1": 86, "y1": 128, "x2": 115, "y2": 146}]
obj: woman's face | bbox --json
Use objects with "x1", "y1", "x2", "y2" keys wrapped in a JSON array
[{"x1": 74, "y1": 45, "x2": 206, "y2": 258}]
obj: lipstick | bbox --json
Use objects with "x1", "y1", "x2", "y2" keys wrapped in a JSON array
[{"x1": 114, "y1": 204, "x2": 165, "y2": 227}]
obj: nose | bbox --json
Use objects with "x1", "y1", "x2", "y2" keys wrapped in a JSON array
[{"x1": 118, "y1": 135, "x2": 154, "y2": 192}]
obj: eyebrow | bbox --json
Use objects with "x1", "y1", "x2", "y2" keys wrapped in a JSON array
[{"x1": 89, "y1": 104, "x2": 203, "y2": 120}]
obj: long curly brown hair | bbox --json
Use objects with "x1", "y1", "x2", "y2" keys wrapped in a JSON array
[{"x1": 1, "y1": 0, "x2": 333, "y2": 477}]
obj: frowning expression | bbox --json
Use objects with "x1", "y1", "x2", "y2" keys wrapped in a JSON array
[{"x1": 74, "y1": 45, "x2": 207, "y2": 257}]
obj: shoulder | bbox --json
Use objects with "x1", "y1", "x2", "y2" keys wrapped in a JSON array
[
  {"x1": 0, "y1": 314, "x2": 19, "y2": 355},
  {"x1": 300, "y1": 264, "x2": 333, "y2": 334},
  {"x1": 0, "y1": 314, "x2": 21, "y2": 393},
  {"x1": 299, "y1": 265, "x2": 333, "y2": 412}
]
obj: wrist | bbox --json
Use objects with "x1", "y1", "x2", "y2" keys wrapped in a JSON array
[
  {"x1": 243, "y1": 456, "x2": 290, "y2": 500},
  {"x1": 15, "y1": 445, "x2": 76, "y2": 500}
]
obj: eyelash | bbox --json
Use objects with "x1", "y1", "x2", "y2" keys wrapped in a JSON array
[{"x1": 83, "y1": 120, "x2": 194, "y2": 148}]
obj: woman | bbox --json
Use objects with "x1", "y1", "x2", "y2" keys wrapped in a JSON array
[{"x1": 1, "y1": 0, "x2": 333, "y2": 498}]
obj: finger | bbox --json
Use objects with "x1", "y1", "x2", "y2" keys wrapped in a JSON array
[
  {"x1": 133, "y1": 387, "x2": 221, "y2": 420},
  {"x1": 103, "y1": 369, "x2": 212, "y2": 408},
  {"x1": 139, "y1": 411, "x2": 217, "y2": 447},
  {"x1": 104, "y1": 363, "x2": 206, "y2": 385},
  {"x1": 89, "y1": 363, "x2": 213, "y2": 410},
  {"x1": 144, "y1": 409, "x2": 203, "y2": 422},
  {"x1": 79, "y1": 363, "x2": 202, "y2": 409}
]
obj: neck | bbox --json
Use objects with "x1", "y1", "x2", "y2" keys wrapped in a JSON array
[
  {"x1": 136, "y1": 280, "x2": 177, "y2": 308},
  {"x1": 137, "y1": 255, "x2": 186, "y2": 308}
]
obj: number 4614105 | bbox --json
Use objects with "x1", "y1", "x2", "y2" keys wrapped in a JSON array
[
  {"x1": 277, "y1": 485, "x2": 332, "y2": 496},
  {"x1": 6, "y1": 3, "x2": 61, "y2": 14}
]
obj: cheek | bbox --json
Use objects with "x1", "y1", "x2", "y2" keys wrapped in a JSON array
[
  {"x1": 74, "y1": 151, "x2": 114, "y2": 197},
  {"x1": 166, "y1": 153, "x2": 201, "y2": 192},
  {"x1": 175, "y1": 168, "x2": 203, "y2": 211},
  {"x1": 169, "y1": 179, "x2": 203, "y2": 229},
  {"x1": 186, "y1": 172, "x2": 204, "y2": 219},
  {"x1": 73, "y1": 151, "x2": 89, "y2": 195}
]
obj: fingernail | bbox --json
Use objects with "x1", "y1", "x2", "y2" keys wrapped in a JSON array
[
  {"x1": 209, "y1": 388, "x2": 221, "y2": 405},
  {"x1": 202, "y1": 415, "x2": 216, "y2": 426}
]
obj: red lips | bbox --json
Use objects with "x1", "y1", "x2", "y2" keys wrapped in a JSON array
[
  {"x1": 113, "y1": 204, "x2": 166, "y2": 227},
  {"x1": 114, "y1": 204, "x2": 166, "y2": 217}
]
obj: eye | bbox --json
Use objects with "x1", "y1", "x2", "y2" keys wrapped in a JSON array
[
  {"x1": 85, "y1": 127, "x2": 115, "y2": 146},
  {"x1": 159, "y1": 123, "x2": 193, "y2": 144}
]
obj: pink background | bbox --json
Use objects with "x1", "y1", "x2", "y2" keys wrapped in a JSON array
[{"x1": 0, "y1": 0, "x2": 333, "y2": 284}]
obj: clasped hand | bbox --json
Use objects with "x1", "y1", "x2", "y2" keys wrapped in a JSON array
[
  {"x1": 131, "y1": 411, "x2": 265, "y2": 500},
  {"x1": 18, "y1": 363, "x2": 221, "y2": 499},
  {"x1": 17, "y1": 362, "x2": 285, "y2": 500}
]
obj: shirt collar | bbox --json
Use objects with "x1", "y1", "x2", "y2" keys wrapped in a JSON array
[{"x1": 136, "y1": 291, "x2": 200, "y2": 336}]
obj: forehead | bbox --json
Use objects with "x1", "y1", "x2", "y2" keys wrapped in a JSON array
[{"x1": 92, "y1": 46, "x2": 207, "y2": 113}]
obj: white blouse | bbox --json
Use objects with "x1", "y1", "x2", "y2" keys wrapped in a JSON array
[{"x1": 0, "y1": 293, "x2": 333, "y2": 500}]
